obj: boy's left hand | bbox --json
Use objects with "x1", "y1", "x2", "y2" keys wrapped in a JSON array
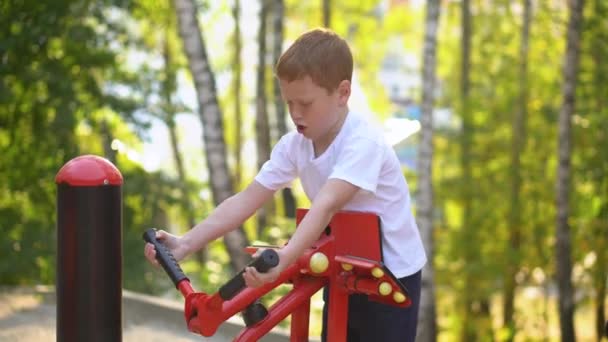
[{"x1": 243, "y1": 248, "x2": 289, "y2": 288}]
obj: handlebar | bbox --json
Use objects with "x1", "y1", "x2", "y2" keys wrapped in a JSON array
[
  {"x1": 219, "y1": 249, "x2": 279, "y2": 300},
  {"x1": 142, "y1": 228, "x2": 279, "y2": 297},
  {"x1": 142, "y1": 228, "x2": 189, "y2": 287}
]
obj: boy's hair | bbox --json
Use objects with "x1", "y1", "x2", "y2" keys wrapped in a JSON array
[{"x1": 275, "y1": 28, "x2": 353, "y2": 93}]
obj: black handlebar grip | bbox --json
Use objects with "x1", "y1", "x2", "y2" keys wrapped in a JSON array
[
  {"x1": 218, "y1": 249, "x2": 279, "y2": 301},
  {"x1": 142, "y1": 228, "x2": 189, "y2": 287}
]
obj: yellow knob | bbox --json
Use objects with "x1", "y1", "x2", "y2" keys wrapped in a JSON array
[
  {"x1": 393, "y1": 292, "x2": 406, "y2": 303},
  {"x1": 341, "y1": 263, "x2": 353, "y2": 271},
  {"x1": 309, "y1": 252, "x2": 329, "y2": 274},
  {"x1": 371, "y1": 267, "x2": 384, "y2": 278},
  {"x1": 378, "y1": 282, "x2": 392, "y2": 296}
]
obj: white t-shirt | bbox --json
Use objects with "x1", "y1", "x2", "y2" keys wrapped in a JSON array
[{"x1": 255, "y1": 111, "x2": 427, "y2": 278}]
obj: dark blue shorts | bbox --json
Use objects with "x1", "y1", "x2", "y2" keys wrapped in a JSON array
[{"x1": 321, "y1": 270, "x2": 422, "y2": 342}]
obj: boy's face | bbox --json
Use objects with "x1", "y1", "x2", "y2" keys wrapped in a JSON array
[{"x1": 279, "y1": 76, "x2": 350, "y2": 145}]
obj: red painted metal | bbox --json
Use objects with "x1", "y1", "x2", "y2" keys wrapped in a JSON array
[
  {"x1": 56, "y1": 155, "x2": 123, "y2": 342},
  {"x1": 177, "y1": 280, "x2": 195, "y2": 298},
  {"x1": 165, "y1": 209, "x2": 410, "y2": 341},
  {"x1": 234, "y1": 278, "x2": 326, "y2": 341},
  {"x1": 295, "y1": 209, "x2": 383, "y2": 262},
  {"x1": 56, "y1": 155, "x2": 123, "y2": 186}
]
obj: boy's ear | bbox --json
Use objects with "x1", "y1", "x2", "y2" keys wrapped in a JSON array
[{"x1": 337, "y1": 80, "x2": 351, "y2": 105}]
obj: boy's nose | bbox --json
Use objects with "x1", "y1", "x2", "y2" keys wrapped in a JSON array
[{"x1": 290, "y1": 112, "x2": 302, "y2": 121}]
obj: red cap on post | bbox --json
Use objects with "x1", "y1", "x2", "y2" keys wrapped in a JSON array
[{"x1": 56, "y1": 155, "x2": 123, "y2": 186}]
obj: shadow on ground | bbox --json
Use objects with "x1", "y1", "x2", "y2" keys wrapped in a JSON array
[{"x1": 0, "y1": 286, "x2": 292, "y2": 342}]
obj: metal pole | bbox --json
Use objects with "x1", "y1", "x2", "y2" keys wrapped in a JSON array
[{"x1": 56, "y1": 155, "x2": 123, "y2": 342}]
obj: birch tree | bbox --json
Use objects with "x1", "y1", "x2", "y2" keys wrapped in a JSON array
[
  {"x1": 173, "y1": 0, "x2": 250, "y2": 271},
  {"x1": 555, "y1": 0, "x2": 584, "y2": 340},
  {"x1": 416, "y1": 0, "x2": 440, "y2": 340},
  {"x1": 272, "y1": 0, "x2": 297, "y2": 218},
  {"x1": 503, "y1": 0, "x2": 531, "y2": 339},
  {"x1": 232, "y1": 0, "x2": 243, "y2": 188},
  {"x1": 255, "y1": 0, "x2": 272, "y2": 235}
]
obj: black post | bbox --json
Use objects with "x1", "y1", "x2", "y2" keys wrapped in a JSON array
[{"x1": 56, "y1": 155, "x2": 123, "y2": 342}]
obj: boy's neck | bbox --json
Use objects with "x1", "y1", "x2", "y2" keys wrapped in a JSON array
[{"x1": 313, "y1": 106, "x2": 349, "y2": 157}]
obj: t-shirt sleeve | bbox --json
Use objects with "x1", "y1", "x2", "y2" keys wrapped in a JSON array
[
  {"x1": 254, "y1": 134, "x2": 298, "y2": 191},
  {"x1": 329, "y1": 137, "x2": 384, "y2": 194}
]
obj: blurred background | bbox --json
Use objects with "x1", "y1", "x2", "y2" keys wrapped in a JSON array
[{"x1": 0, "y1": 0, "x2": 606, "y2": 341}]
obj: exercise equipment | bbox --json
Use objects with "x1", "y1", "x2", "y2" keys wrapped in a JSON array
[
  {"x1": 56, "y1": 155, "x2": 123, "y2": 342},
  {"x1": 144, "y1": 209, "x2": 411, "y2": 341}
]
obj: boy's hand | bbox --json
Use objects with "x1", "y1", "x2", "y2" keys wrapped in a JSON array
[
  {"x1": 143, "y1": 229, "x2": 190, "y2": 267},
  {"x1": 242, "y1": 248, "x2": 289, "y2": 288}
]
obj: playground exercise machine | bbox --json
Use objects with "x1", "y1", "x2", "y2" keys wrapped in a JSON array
[{"x1": 144, "y1": 209, "x2": 412, "y2": 342}]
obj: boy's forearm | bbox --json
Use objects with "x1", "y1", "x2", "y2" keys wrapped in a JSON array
[
  {"x1": 281, "y1": 179, "x2": 359, "y2": 266},
  {"x1": 180, "y1": 196, "x2": 245, "y2": 254},
  {"x1": 281, "y1": 203, "x2": 335, "y2": 266},
  {"x1": 180, "y1": 182, "x2": 274, "y2": 256}
]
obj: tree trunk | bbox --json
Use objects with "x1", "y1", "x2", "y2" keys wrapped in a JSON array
[
  {"x1": 555, "y1": 0, "x2": 584, "y2": 341},
  {"x1": 503, "y1": 0, "x2": 531, "y2": 339},
  {"x1": 272, "y1": 0, "x2": 296, "y2": 218},
  {"x1": 589, "y1": 3, "x2": 607, "y2": 338},
  {"x1": 594, "y1": 244, "x2": 606, "y2": 342},
  {"x1": 160, "y1": 34, "x2": 208, "y2": 265},
  {"x1": 322, "y1": 0, "x2": 331, "y2": 28},
  {"x1": 100, "y1": 119, "x2": 117, "y2": 165},
  {"x1": 415, "y1": 0, "x2": 440, "y2": 341},
  {"x1": 256, "y1": 0, "x2": 272, "y2": 237},
  {"x1": 232, "y1": 0, "x2": 243, "y2": 188},
  {"x1": 173, "y1": 0, "x2": 250, "y2": 272},
  {"x1": 460, "y1": 0, "x2": 477, "y2": 339},
  {"x1": 166, "y1": 118, "x2": 190, "y2": 219}
]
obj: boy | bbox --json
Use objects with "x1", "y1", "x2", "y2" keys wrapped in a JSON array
[{"x1": 144, "y1": 28, "x2": 426, "y2": 341}]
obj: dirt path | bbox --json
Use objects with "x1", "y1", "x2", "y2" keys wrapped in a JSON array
[{"x1": 0, "y1": 289, "x2": 211, "y2": 342}]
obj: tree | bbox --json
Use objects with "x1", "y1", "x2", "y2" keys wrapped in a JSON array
[
  {"x1": 232, "y1": 0, "x2": 244, "y2": 188},
  {"x1": 503, "y1": 0, "x2": 531, "y2": 339},
  {"x1": 458, "y1": 0, "x2": 482, "y2": 339},
  {"x1": 255, "y1": 0, "x2": 273, "y2": 235},
  {"x1": 555, "y1": 0, "x2": 584, "y2": 340},
  {"x1": 271, "y1": 0, "x2": 297, "y2": 219},
  {"x1": 0, "y1": 0, "x2": 137, "y2": 285},
  {"x1": 581, "y1": 3, "x2": 608, "y2": 339},
  {"x1": 173, "y1": 0, "x2": 250, "y2": 271},
  {"x1": 416, "y1": 0, "x2": 440, "y2": 341},
  {"x1": 160, "y1": 32, "x2": 206, "y2": 263},
  {"x1": 322, "y1": 0, "x2": 331, "y2": 27}
]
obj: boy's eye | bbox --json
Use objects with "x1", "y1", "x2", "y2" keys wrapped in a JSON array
[{"x1": 300, "y1": 101, "x2": 313, "y2": 107}]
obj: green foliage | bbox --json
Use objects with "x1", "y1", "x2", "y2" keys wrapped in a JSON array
[
  {"x1": 285, "y1": 0, "x2": 393, "y2": 117},
  {"x1": 428, "y1": 0, "x2": 607, "y2": 338},
  {"x1": 0, "y1": 0, "x2": 176, "y2": 294},
  {"x1": 1, "y1": 0, "x2": 125, "y2": 284},
  {"x1": 1, "y1": 0, "x2": 606, "y2": 338}
]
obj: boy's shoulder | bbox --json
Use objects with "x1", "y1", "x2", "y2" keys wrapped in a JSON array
[{"x1": 344, "y1": 112, "x2": 389, "y2": 147}]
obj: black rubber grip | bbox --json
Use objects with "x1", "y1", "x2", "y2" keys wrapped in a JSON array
[
  {"x1": 218, "y1": 249, "x2": 279, "y2": 301},
  {"x1": 142, "y1": 228, "x2": 189, "y2": 287}
]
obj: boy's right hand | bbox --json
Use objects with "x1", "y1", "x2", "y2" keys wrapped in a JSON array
[{"x1": 143, "y1": 229, "x2": 189, "y2": 267}]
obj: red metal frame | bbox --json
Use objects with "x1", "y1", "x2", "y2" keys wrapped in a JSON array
[
  {"x1": 171, "y1": 209, "x2": 411, "y2": 341},
  {"x1": 56, "y1": 154, "x2": 123, "y2": 186}
]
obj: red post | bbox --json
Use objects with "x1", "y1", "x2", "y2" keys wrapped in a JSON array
[
  {"x1": 289, "y1": 277, "x2": 312, "y2": 342},
  {"x1": 55, "y1": 155, "x2": 123, "y2": 342}
]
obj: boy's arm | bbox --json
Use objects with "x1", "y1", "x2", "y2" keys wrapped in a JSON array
[
  {"x1": 243, "y1": 179, "x2": 359, "y2": 286},
  {"x1": 281, "y1": 179, "x2": 359, "y2": 264},
  {"x1": 180, "y1": 180, "x2": 276, "y2": 256}
]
